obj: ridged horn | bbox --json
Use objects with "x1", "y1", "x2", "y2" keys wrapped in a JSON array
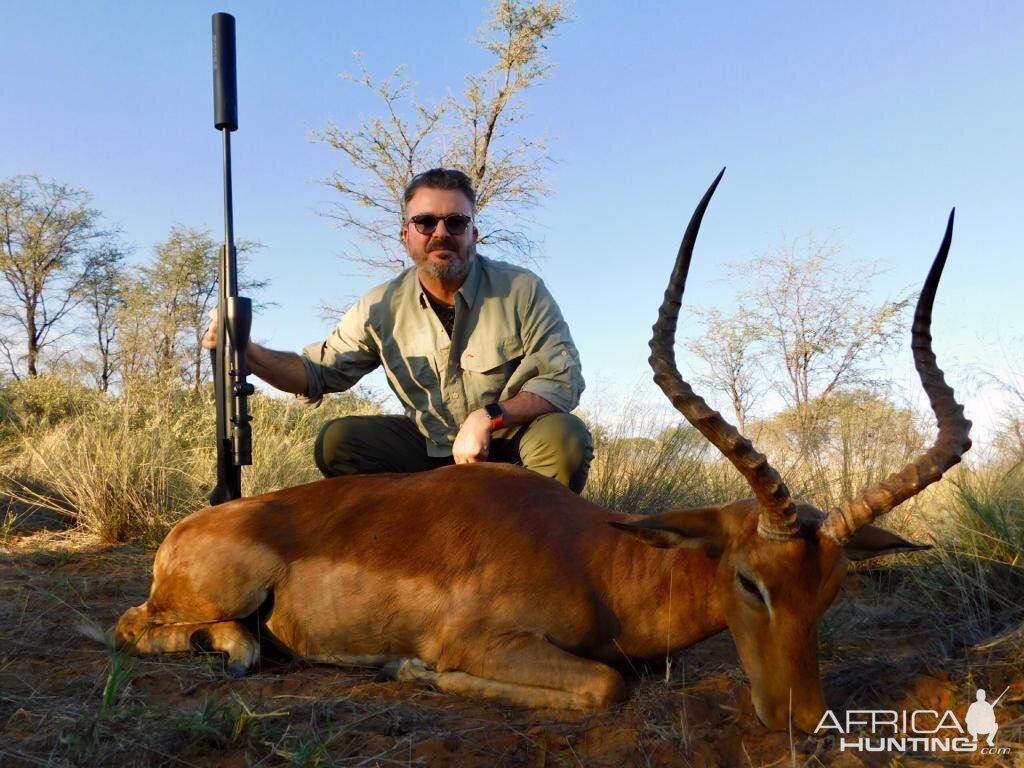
[
  {"x1": 649, "y1": 169, "x2": 798, "y2": 541},
  {"x1": 822, "y1": 210, "x2": 971, "y2": 542}
]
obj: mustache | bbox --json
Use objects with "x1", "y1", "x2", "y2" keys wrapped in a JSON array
[{"x1": 426, "y1": 237, "x2": 459, "y2": 252}]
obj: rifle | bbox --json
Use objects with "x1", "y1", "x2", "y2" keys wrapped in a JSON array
[{"x1": 209, "y1": 12, "x2": 254, "y2": 505}]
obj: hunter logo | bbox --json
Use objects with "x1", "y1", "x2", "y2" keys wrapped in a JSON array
[
  {"x1": 814, "y1": 687, "x2": 1012, "y2": 755},
  {"x1": 966, "y1": 689, "x2": 1001, "y2": 746}
]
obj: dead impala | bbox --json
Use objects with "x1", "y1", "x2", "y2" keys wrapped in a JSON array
[{"x1": 117, "y1": 171, "x2": 970, "y2": 731}]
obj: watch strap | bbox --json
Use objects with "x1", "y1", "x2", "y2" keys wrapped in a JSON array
[{"x1": 484, "y1": 402, "x2": 505, "y2": 431}]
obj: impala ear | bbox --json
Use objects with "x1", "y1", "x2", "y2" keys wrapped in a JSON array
[
  {"x1": 610, "y1": 508, "x2": 723, "y2": 551},
  {"x1": 841, "y1": 524, "x2": 932, "y2": 561}
]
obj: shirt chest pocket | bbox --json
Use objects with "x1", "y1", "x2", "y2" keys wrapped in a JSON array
[{"x1": 460, "y1": 336, "x2": 524, "y2": 402}]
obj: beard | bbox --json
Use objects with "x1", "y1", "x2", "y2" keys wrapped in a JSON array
[{"x1": 417, "y1": 239, "x2": 473, "y2": 282}]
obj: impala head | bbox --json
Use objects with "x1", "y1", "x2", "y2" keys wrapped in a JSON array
[{"x1": 616, "y1": 169, "x2": 971, "y2": 732}]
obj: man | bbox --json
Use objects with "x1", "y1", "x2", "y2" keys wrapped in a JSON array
[{"x1": 203, "y1": 168, "x2": 592, "y2": 492}]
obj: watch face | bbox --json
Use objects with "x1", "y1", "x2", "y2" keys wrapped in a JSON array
[{"x1": 485, "y1": 403, "x2": 503, "y2": 419}]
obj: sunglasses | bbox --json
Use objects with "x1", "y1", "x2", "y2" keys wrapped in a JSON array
[{"x1": 407, "y1": 213, "x2": 473, "y2": 236}]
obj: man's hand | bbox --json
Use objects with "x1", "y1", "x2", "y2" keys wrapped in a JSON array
[
  {"x1": 453, "y1": 394, "x2": 558, "y2": 464},
  {"x1": 202, "y1": 307, "x2": 219, "y2": 351},
  {"x1": 199, "y1": 307, "x2": 309, "y2": 396},
  {"x1": 453, "y1": 408, "x2": 493, "y2": 464}
]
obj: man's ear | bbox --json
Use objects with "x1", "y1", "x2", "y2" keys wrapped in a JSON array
[
  {"x1": 841, "y1": 524, "x2": 932, "y2": 561},
  {"x1": 610, "y1": 507, "x2": 723, "y2": 552}
]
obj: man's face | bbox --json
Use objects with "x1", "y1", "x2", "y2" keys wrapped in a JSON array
[{"x1": 401, "y1": 187, "x2": 478, "y2": 284}]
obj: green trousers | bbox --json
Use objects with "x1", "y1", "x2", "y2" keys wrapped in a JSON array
[{"x1": 314, "y1": 413, "x2": 593, "y2": 493}]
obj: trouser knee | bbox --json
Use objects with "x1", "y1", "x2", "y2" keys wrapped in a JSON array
[
  {"x1": 315, "y1": 415, "x2": 440, "y2": 477},
  {"x1": 315, "y1": 417, "x2": 368, "y2": 477},
  {"x1": 516, "y1": 412, "x2": 593, "y2": 494}
]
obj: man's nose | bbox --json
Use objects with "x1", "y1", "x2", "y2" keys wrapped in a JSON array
[{"x1": 430, "y1": 223, "x2": 458, "y2": 242}]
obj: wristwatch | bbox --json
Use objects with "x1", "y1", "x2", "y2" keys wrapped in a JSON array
[{"x1": 484, "y1": 402, "x2": 505, "y2": 431}]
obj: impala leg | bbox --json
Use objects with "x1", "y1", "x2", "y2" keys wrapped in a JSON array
[
  {"x1": 116, "y1": 603, "x2": 260, "y2": 676},
  {"x1": 387, "y1": 634, "x2": 626, "y2": 710}
]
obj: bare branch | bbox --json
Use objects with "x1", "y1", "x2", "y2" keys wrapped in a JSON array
[{"x1": 313, "y1": 1, "x2": 569, "y2": 276}]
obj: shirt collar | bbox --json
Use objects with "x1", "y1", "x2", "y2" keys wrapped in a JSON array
[
  {"x1": 456, "y1": 253, "x2": 483, "y2": 309},
  {"x1": 412, "y1": 253, "x2": 483, "y2": 310}
]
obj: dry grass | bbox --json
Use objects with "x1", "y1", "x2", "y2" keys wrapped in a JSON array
[
  {"x1": 0, "y1": 378, "x2": 380, "y2": 545},
  {"x1": 583, "y1": 414, "x2": 748, "y2": 516},
  {"x1": 243, "y1": 391, "x2": 381, "y2": 497},
  {"x1": 0, "y1": 377, "x2": 1022, "y2": 765}
]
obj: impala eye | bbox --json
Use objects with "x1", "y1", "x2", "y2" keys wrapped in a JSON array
[{"x1": 737, "y1": 572, "x2": 766, "y2": 604}]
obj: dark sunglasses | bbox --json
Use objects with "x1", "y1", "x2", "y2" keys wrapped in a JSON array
[{"x1": 408, "y1": 213, "x2": 473, "y2": 236}]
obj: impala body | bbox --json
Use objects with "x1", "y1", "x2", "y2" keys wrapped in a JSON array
[{"x1": 118, "y1": 171, "x2": 970, "y2": 732}]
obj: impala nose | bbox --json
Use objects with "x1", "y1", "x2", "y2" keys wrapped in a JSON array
[{"x1": 753, "y1": 689, "x2": 827, "y2": 733}]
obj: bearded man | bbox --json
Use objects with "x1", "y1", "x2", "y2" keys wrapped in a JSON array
[{"x1": 203, "y1": 168, "x2": 592, "y2": 492}]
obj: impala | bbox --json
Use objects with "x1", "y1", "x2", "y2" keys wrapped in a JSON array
[{"x1": 117, "y1": 171, "x2": 970, "y2": 731}]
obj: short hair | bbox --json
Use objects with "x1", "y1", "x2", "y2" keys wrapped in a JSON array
[{"x1": 403, "y1": 168, "x2": 477, "y2": 214}]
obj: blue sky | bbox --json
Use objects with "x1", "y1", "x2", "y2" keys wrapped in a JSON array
[{"x1": 2, "y1": 1, "x2": 1021, "y2": 445}]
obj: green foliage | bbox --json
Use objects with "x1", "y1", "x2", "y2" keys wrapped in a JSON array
[
  {"x1": 117, "y1": 226, "x2": 265, "y2": 392},
  {"x1": 174, "y1": 695, "x2": 286, "y2": 750},
  {"x1": 100, "y1": 648, "x2": 135, "y2": 713},
  {"x1": 0, "y1": 175, "x2": 122, "y2": 378},
  {"x1": 0, "y1": 376, "x2": 106, "y2": 438}
]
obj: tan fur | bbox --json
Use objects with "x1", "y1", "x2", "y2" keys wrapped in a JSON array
[{"x1": 117, "y1": 464, "x2": 867, "y2": 730}]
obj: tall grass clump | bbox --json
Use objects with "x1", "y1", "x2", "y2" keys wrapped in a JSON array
[
  {"x1": 583, "y1": 408, "x2": 747, "y2": 516},
  {"x1": 580, "y1": 390, "x2": 924, "y2": 519},
  {"x1": 244, "y1": 391, "x2": 381, "y2": 495},
  {"x1": 950, "y1": 465, "x2": 1024, "y2": 564},
  {"x1": 0, "y1": 377, "x2": 381, "y2": 544},
  {"x1": 4, "y1": 378, "x2": 211, "y2": 544},
  {"x1": 911, "y1": 461, "x2": 1024, "y2": 639}
]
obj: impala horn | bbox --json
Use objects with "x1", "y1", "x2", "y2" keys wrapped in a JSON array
[
  {"x1": 822, "y1": 210, "x2": 972, "y2": 542},
  {"x1": 649, "y1": 169, "x2": 799, "y2": 541}
]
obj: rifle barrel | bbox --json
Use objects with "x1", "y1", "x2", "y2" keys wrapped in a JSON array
[{"x1": 209, "y1": 11, "x2": 247, "y2": 506}]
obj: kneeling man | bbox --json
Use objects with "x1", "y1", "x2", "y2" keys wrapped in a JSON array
[{"x1": 203, "y1": 168, "x2": 592, "y2": 492}]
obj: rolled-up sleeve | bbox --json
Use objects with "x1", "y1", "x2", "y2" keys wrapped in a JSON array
[
  {"x1": 509, "y1": 278, "x2": 584, "y2": 412},
  {"x1": 301, "y1": 296, "x2": 381, "y2": 406}
]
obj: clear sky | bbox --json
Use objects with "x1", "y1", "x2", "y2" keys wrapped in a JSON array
[{"x1": 2, "y1": 1, "x2": 1021, "y2": 447}]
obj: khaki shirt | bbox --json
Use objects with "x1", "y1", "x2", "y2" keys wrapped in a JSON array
[{"x1": 302, "y1": 254, "x2": 584, "y2": 457}]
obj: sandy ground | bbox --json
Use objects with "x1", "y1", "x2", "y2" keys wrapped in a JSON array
[{"x1": 1, "y1": 512, "x2": 1021, "y2": 767}]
